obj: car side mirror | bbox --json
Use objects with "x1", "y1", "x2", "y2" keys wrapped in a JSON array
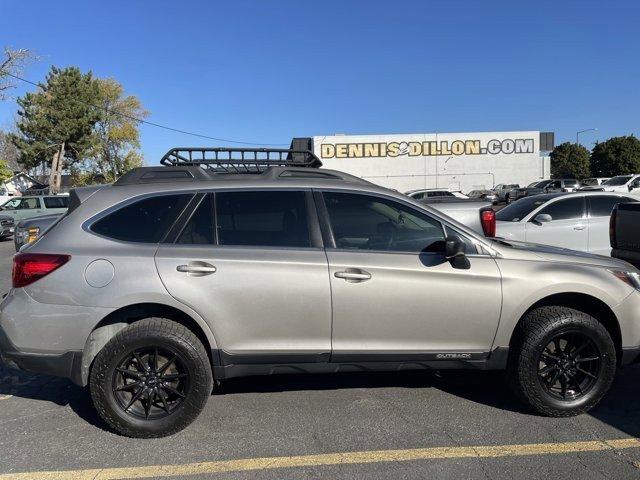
[
  {"x1": 444, "y1": 235, "x2": 469, "y2": 269},
  {"x1": 533, "y1": 213, "x2": 552, "y2": 225}
]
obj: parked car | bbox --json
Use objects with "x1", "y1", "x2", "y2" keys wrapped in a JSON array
[
  {"x1": 505, "y1": 180, "x2": 549, "y2": 204},
  {"x1": 0, "y1": 194, "x2": 69, "y2": 223},
  {"x1": 2, "y1": 147, "x2": 640, "y2": 438},
  {"x1": 496, "y1": 192, "x2": 640, "y2": 255},
  {"x1": 506, "y1": 179, "x2": 582, "y2": 204},
  {"x1": 579, "y1": 178, "x2": 610, "y2": 189},
  {"x1": 405, "y1": 188, "x2": 469, "y2": 200},
  {"x1": 417, "y1": 197, "x2": 495, "y2": 237},
  {"x1": 491, "y1": 184, "x2": 519, "y2": 203},
  {"x1": 0, "y1": 215, "x2": 14, "y2": 240},
  {"x1": 467, "y1": 189, "x2": 499, "y2": 205},
  {"x1": 14, "y1": 213, "x2": 62, "y2": 251},
  {"x1": 580, "y1": 174, "x2": 640, "y2": 193},
  {"x1": 610, "y1": 202, "x2": 640, "y2": 269}
]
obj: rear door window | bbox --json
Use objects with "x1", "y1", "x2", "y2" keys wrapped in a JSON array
[
  {"x1": 43, "y1": 196, "x2": 69, "y2": 208},
  {"x1": 588, "y1": 195, "x2": 634, "y2": 217},
  {"x1": 92, "y1": 194, "x2": 192, "y2": 243},
  {"x1": 538, "y1": 197, "x2": 585, "y2": 221},
  {"x1": 216, "y1": 190, "x2": 311, "y2": 248}
]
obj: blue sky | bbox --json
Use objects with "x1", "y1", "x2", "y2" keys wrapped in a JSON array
[{"x1": 1, "y1": 0, "x2": 639, "y2": 164}]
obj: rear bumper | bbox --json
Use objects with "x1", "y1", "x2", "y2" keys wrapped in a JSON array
[
  {"x1": 0, "y1": 326, "x2": 83, "y2": 385},
  {"x1": 0, "y1": 289, "x2": 112, "y2": 386},
  {"x1": 622, "y1": 346, "x2": 640, "y2": 366}
]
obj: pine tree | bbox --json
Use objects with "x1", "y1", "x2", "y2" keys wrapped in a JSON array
[{"x1": 10, "y1": 66, "x2": 100, "y2": 192}]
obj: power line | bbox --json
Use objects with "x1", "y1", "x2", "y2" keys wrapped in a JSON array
[{"x1": 3, "y1": 72, "x2": 289, "y2": 146}]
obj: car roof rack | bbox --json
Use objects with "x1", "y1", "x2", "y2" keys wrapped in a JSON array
[{"x1": 160, "y1": 147, "x2": 322, "y2": 173}]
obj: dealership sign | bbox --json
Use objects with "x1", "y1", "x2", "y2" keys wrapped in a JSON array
[{"x1": 320, "y1": 137, "x2": 535, "y2": 159}]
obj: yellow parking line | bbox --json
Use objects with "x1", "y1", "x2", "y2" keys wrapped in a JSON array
[{"x1": 1, "y1": 438, "x2": 638, "y2": 480}]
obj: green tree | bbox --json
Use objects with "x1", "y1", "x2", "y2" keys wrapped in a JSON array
[
  {"x1": 87, "y1": 78, "x2": 148, "y2": 182},
  {"x1": 590, "y1": 135, "x2": 640, "y2": 177},
  {"x1": 0, "y1": 160, "x2": 12, "y2": 181},
  {"x1": 550, "y1": 142, "x2": 591, "y2": 179},
  {"x1": 10, "y1": 66, "x2": 100, "y2": 193}
]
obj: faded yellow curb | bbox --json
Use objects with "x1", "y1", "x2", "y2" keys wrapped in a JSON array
[{"x1": 1, "y1": 438, "x2": 638, "y2": 479}]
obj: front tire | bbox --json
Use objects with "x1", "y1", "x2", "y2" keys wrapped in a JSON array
[
  {"x1": 508, "y1": 306, "x2": 616, "y2": 417},
  {"x1": 90, "y1": 318, "x2": 213, "y2": 438}
]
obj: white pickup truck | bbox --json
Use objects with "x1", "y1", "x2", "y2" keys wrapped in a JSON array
[{"x1": 411, "y1": 195, "x2": 496, "y2": 237}]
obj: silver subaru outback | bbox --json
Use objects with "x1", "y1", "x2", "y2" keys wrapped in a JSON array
[{"x1": 1, "y1": 147, "x2": 640, "y2": 438}]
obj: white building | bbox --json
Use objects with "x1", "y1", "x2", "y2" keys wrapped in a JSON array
[{"x1": 293, "y1": 131, "x2": 552, "y2": 193}]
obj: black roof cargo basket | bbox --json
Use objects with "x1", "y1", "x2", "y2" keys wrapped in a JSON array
[{"x1": 160, "y1": 147, "x2": 322, "y2": 173}]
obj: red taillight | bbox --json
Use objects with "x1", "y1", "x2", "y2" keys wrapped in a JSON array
[
  {"x1": 481, "y1": 209, "x2": 496, "y2": 237},
  {"x1": 12, "y1": 253, "x2": 70, "y2": 288}
]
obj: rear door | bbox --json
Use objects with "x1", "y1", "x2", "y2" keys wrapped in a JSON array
[
  {"x1": 587, "y1": 195, "x2": 636, "y2": 255},
  {"x1": 155, "y1": 190, "x2": 332, "y2": 365},
  {"x1": 525, "y1": 196, "x2": 588, "y2": 251}
]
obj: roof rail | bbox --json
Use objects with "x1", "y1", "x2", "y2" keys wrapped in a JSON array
[{"x1": 160, "y1": 147, "x2": 322, "y2": 173}]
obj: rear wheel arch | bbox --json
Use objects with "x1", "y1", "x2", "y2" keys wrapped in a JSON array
[
  {"x1": 509, "y1": 292, "x2": 622, "y2": 365},
  {"x1": 80, "y1": 303, "x2": 218, "y2": 386}
]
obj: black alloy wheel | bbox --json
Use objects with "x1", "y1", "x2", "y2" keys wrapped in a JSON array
[
  {"x1": 536, "y1": 330, "x2": 602, "y2": 400},
  {"x1": 113, "y1": 346, "x2": 190, "y2": 420}
]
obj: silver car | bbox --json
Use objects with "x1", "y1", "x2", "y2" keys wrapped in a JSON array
[
  {"x1": 496, "y1": 192, "x2": 640, "y2": 256},
  {"x1": 1, "y1": 147, "x2": 640, "y2": 438}
]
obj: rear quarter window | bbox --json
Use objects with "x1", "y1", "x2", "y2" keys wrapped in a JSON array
[{"x1": 91, "y1": 194, "x2": 192, "y2": 243}]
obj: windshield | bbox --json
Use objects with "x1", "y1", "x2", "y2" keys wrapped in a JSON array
[
  {"x1": 603, "y1": 175, "x2": 632, "y2": 186},
  {"x1": 495, "y1": 196, "x2": 549, "y2": 222},
  {"x1": 527, "y1": 182, "x2": 538, "y2": 187},
  {"x1": 582, "y1": 178, "x2": 598, "y2": 186},
  {"x1": 1, "y1": 198, "x2": 21, "y2": 210}
]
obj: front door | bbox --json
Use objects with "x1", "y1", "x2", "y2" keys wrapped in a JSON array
[
  {"x1": 155, "y1": 191, "x2": 332, "y2": 365},
  {"x1": 525, "y1": 196, "x2": 588, "y2": 251},
  {"x1": 318, "y1": 191, "x2": 502, "y2": 360}
]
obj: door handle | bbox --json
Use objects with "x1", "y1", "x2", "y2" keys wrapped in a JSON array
[
  {"x1": 334, "y1": 268, "x2": 372, "y2": 283},
  {"x1": 573, "y1": 225, "x2": 586, "y2": 231},
  {"x1": 176, "y1": 261, "x2": 216, "y2": 276}
]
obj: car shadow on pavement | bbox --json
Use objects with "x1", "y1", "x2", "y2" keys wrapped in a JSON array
[
  {"x1": 2, "y1": 360, "x2": 640, "y2": 438},
  {"x1": 0, "y1": 362, "x2": 111, "y2": 432}
]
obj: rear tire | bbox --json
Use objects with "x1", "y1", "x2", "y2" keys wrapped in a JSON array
[
  {"x1": 505, "y1": 194, "x2": 511, "y2": 204},
  {"x1": 90, "y1": 318, "x2": 213, "y2": 438},
  {"x1": 508, "y1": 306, "x2": 616, "y2": 417}
]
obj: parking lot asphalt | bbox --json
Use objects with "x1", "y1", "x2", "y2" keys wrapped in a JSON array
[{"x1": 1, "y1": 238, "x2": 640, "y2": 479}]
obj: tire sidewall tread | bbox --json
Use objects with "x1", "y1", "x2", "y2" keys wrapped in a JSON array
[
  {"x1": 508, "y1": 306, "x2": 616, "y2": 417},
  {"x1": 89, "y1": 317, "x2": 213, "y2": 438}
]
